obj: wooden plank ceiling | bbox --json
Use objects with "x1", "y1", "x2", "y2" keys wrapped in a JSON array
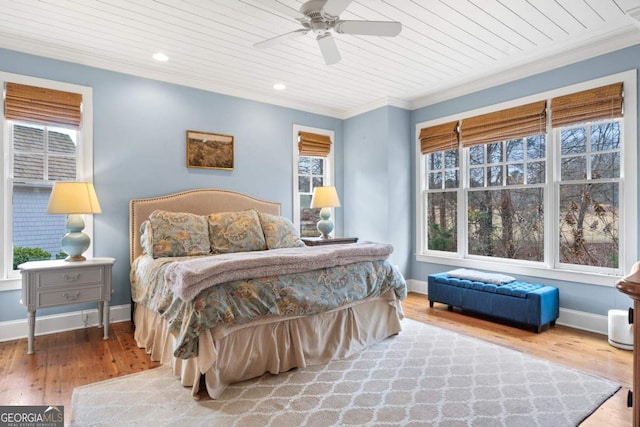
[{"x1": 1, "y1": 0, "x2": 639, "y2": 118}]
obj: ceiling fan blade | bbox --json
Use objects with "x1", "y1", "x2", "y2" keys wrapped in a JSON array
[
  {"x1": 254, "y1": 29, "x2": 308, "y2": 49},
  {"x1": 335, "y1": 20, "x2": 402, "y2": 37},
  {"x1": 242, "y1": 0, "x2": 304, "y2": 20},
  {"x1": 316, "y1": 33, "x2": 341, "y2": 65},
  {"x1": 322, "y1": 0, "x2": 353, "y2": 18}
]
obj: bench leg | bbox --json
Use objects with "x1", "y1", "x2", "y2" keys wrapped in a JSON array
[
  {"x1": 447, "y1": 305, "x2": 453, "y2": 311},
  {"x1": 429, "y1": 300, "x2": 434, "y2": 308}
]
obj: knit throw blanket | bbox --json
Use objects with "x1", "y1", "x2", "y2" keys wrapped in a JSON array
[{"x1": 165, "y1": 241, "x2": 394, "y2": 302}]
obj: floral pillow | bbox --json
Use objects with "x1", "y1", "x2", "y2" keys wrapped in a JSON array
[
  {"x1": 148, "y1": 210, "x2": 211, "y2": 258},
  {"x1": 258, "y1": 212, "x2": 306, "y2": 249},
  {"x1": 208, "y1": 209, "x2": 267, "y2": 254}
]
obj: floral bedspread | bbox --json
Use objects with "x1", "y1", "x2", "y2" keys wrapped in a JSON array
[{"x1": 130, "y1": 254, "x2": 407, "y2": 359}]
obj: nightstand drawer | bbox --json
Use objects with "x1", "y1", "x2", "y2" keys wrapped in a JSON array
[
  {"x1": 37, "y1": 267, "x2": 104, "y2": 288},
  {"x1": 38, "y1": 286, "x2": 104, "y2": 308}
]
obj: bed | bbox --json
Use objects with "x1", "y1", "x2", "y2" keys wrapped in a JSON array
[{"x1": 129, "y1": 188, "x2": 407, "y2": 399}]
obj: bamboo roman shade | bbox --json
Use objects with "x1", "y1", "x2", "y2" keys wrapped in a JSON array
[
  {"x1": 550, "y1": 82, "x2": 623, "y2": 127},
  {"x1": 460, "y1": 100, "x2": 547, "y2": 147},
  {"x1": 298, "y1": 131, "x2": 332, "y2": 157},
  {"x1": 419, "y1": 121, "x2": 459, "y2": 155},
  {"x1": 4, "y1": 82, "x2": 82, "y2": 129}
]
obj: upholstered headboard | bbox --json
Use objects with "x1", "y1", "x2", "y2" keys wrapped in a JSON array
[{"x1": 129, "y1": 188, "x2": 281, "y2": 263}]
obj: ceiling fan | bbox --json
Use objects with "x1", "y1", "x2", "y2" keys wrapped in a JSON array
[{"x1": 251, "y1": 0, "x2": 402, "y2": 65}]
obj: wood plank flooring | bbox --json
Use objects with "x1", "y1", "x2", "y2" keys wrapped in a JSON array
[{"x1": 0, "y1": 292, "x2": 632, "y2": 426}]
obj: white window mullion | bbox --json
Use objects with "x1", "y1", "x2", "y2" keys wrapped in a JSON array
[
  {"x1": 546, "y1": 120, "x2": 556, "y2": 270},
  {"x1": 460, "y1": 146, "x2": 469, "y2": 258}
]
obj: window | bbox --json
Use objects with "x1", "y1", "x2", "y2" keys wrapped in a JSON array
[
  {"x1": 466, "y1": 136, "x2": 546, "y2": 261},
  {"x1": 557, "y1": 120, "x2": 621, "y2": 270},
  {"x1": 292, "y1": 126, "x2": 334, "y2": 237},
  {"x1": 417, "y1": 71, "x2": 636, "y2": 285},
  {"x1": 1, "y1": 73, "x2": 93, "y2": 290}
]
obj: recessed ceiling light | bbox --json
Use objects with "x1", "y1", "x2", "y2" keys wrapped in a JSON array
[
  {"x1": 152, "y1": 52, "x2": 169, "y2": 61},
  {"x1": 273, "y1": 83, "x2": 286, "y2": 90}
]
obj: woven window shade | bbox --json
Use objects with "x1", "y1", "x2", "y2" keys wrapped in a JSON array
[
  {"x1": 298, "y1": 131, "x2": 332, "y2": 157},
  {"x1": 461, "y1": 100, "x2": 547, "y2": 147},
  {"x1": 551, "y1": 82, "x2": 623, "y2": 127},
  {"x1": 419, "y1": 121, "x2": 459, "y2": 154},
  {"x1": 4, "y1": 82, "x2": 82, "y2": 129}
]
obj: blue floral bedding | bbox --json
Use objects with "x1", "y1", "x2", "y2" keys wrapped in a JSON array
[{"x1": 131, "y1": 254, "x2": 407, "y2": 359}]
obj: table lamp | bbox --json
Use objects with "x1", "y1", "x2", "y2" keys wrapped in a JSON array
[
  {"x1": 310, "y1": 186, "x2": 341, "y2": 239},
  {"x1": 47, "y1": 181, "x2": 102, "y2": 261}
]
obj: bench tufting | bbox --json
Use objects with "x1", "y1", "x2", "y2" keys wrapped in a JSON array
[{"x1": 428, "y1": 272, "x2": 560, "y2": 332}]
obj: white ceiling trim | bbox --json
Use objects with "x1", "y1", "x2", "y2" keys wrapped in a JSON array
[{"x1": 409, "y1": 24, "x2": 640, "y2": 111}]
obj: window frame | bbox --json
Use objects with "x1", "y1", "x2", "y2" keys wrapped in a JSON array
[
  {"x1": 292, "y1": 125, "x2": 335, "y2": 235},
  {"x1": 415, "y1": 70, "x2": 637, "y2": 287},
  {"x1": 1, "y1": 72, "x2": 93, "y2": 291}
]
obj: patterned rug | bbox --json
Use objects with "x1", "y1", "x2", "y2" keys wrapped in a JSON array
[{"x1": 70, "y1": 319, "x2": 619, "y2": 426}]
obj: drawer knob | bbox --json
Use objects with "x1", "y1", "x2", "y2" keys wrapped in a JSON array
[
  {"x1": 64, "y1": 292, "x2": 80, "y2": 301},
  {"x1": 63, "y1": 274, "x2": 80, "y2": 282}
]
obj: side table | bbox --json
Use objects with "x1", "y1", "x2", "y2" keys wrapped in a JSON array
[{"x1": 19, "y1": 257, "x2": 115, "y2": 355}]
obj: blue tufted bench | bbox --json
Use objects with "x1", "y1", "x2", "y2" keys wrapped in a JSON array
[{"x1": 428, "y1": 272, "x2": 559, "y2": 332}]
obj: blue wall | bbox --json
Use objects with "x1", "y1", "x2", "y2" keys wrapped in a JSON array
[
  {"x1": 1, "y1": 43, "x2": 639, "y2": 324},
  {"x1": 410, "y1": 44, "x2": 640, "y2": 315},
  {"x1": 343, "y1": 106, "x2": 411, "y2": 273},
  {"x1": 0, "y1": 48, "x2": 343, "y2": 321}
]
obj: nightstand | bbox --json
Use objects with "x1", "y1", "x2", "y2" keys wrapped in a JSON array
[
  {"x1": 18, "y1": 257, "x2": 115, "y2": 355},
  {"x1": 302, "y1": 237, "x2": 359, "y2": 246}
]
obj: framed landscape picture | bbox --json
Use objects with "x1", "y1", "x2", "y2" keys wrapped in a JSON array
[{"x1": 186, "y1": 130, "x2": 234, "y2": 170}]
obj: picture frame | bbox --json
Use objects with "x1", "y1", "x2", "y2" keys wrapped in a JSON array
[{"x1": 186, "y1": 130, "x2": 234, "y2": 170}]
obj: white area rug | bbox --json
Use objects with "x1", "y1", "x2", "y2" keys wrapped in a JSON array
[{"x1": 70, "y1": 319, "x2": 619, "y2": 426}]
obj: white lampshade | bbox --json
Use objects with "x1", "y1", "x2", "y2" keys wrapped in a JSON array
[
  {"x1": 47, "y1": 182, "x2": 102, "y2": 214},
  {"x1": 310, "y1": 186, "x2": 341, "y2": 209}
]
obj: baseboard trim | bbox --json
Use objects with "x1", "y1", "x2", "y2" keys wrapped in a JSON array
[
  {"x1": 407, "y1": 279, "x2": 608, "y2": 335},
  {"x1": 0, "y1": 304, "x2": 131, "y2": 343}
]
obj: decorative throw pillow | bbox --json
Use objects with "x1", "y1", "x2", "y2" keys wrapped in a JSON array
[
  {"x1": 258, "y1": 212, "x2": 306, "y2": 249},
  {"x1": 139, "y1": 220, "x2": 154, "y2": 256},
  {"x1": 148, "y1": 210, "x2": 210, "y2": 258},
  {"x1": 208, "y1": 209, "x2": 267, "y2": 254}
]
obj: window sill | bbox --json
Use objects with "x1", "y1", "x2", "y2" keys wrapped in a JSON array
[
  {"x1": 0, "y1": 277, "x2": 21, "y2": 292},
  {"x1": 415, "y1": 254, "x2": 621, "y2": 287}
]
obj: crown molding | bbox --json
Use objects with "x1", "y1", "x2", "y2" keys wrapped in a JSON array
[
  {"x1": 340, "y1": 97, "x2": 411, "y2": 120},
  {"x1": 409, "y1": 25, "x2": 640, "y2": 111}
]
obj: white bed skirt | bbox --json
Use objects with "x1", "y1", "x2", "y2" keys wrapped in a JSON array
[{"x1": 134, "y1": 289, "x2": 404, "y2": 399}]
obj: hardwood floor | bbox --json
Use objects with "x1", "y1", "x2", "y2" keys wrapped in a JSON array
[{"x1": 0, "y1": 291, "x2": 632, "y2": 426}]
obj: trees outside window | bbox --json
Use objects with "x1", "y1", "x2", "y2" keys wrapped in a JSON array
[{"x1": 558, "y1": 121, "x2": 620, "y2": 269}]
